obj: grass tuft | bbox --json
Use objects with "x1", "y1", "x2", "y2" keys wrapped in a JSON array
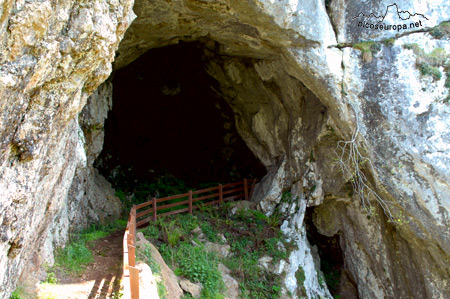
[{"x1": 55, "y1": 241, "x2": 93, "y2": 274}]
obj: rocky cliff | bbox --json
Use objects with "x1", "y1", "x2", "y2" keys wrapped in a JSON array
[{"x1": 0, "y1": 0, "x2": 449, "y2": 298}]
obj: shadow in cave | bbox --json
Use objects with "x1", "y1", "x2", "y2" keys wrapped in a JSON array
[
  {"x1": 95, "y1": 41, "x2": 266, "y2": 195},
  {"x1": 304, "y1": 207, "x2": 350, "y2": 298}
]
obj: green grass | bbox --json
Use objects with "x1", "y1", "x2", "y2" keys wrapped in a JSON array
[
  {"x1": 82, "y1": 230, "x2": 109, "y2": 243},
  {"x1": 54, "y1": 219, "x2": 126, "y2": 274},
  {"x1": 55, "y1": 241, "x2": 94, "y2": 274}
]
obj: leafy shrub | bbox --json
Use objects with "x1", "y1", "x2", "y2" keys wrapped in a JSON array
[
  {"x1": 167, "y1": 227, "x2": 183, "y2": 247},
  {"x1": 403, "y1": 44, "x2": 448, "y2": 82},
  {"x1": 163, "y1": 242, "x2": 224, "y2": 298},
  {"x1": 142, "y1": 225, "x2": 160, "y2": 239},
  {"x1": 177, "y1": 214, "x2": 199, "y2": 234},
  {"x1": 45, "y1": 272, "x2": 59, "y2": 284}
]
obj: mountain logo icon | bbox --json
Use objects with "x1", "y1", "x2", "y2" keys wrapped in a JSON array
[{"x1": 353, "y1": 3, "x2": 428, "y2": 32}]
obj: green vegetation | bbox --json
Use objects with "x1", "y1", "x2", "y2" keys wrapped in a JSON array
[
  {"x1": 54, "y1": 219, "x2": 126, "y2": 274},
  {"x1": 295, "y1": 267, "x2": 305, "y2": 286},
  {"x1": 44, "y1": 272, "x2": 59, "y2": 284},
  {"x1": 353, "y1": 41, "x2": 380, "y2": 53},
  {"x1": 115, "y1": 173, "x2": 189, "y2": 210},
  {"x1": 352, "y1": 40, "x2": 383, "y2": 63},
  {"x1": 352, "y1": 38, "x2": 396, "y2": 53},
  {"x1": 419, "y1": 63, "x2": 442, "y2": 80},
  {"x1": 430, "y1": 21, "x2": 450, "y2": 39},
  {"x1": 403, "y1": 43, "x2": 450, "y2": 103},
  {"x1": 165, "y1": 243, "x2": 224, "y2": 298},
  {"x1": 382, "y1": 38, "x2": 396, "y2": 47},
  {"x1": 10, "y1": 291, "x2": 23, "y2": 299},
  {"x1": 55, "y1": 241, "x2": 93, "y2": 274},
  {"x1": 321, "y1": 260, "x2": 340, "y2": 294},
  {"x1": 139, "y1": 203, "x2": 291, "y2": 299},
  {"x1": 403, "y1": 44, "x2": 449, "y2": 81},
  {"x1": 114, "y1": 173, "x2": 224, "y2": 215}
]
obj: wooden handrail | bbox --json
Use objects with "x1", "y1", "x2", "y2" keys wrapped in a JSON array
[
  {"x1": 123, "y1": 178, "x2": 257, "y2": 299},
  {"x1": 123, "y1": 206, "x2": 139, "y2": 299}
]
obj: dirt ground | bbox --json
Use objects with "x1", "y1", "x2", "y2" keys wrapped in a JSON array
[{"x1": 36, "y1": 230, "x2": 124, "y2": 299}]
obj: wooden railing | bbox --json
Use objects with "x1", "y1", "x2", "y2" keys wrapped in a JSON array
[
  {"x1": 123, "y1": 206, "x2": 139, "y2": 298},
  {"x1": 122, "y1": 178, "x2": 257, "y2": 298}
]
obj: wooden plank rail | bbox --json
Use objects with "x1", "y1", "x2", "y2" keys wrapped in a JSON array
[{"x1": 123, "y1": 178, "x2": 257, "y2": 299}]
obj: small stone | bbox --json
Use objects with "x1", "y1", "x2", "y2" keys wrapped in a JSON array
[
  {"x1": 258, "y1": 256, "x2": 273, "y2": 271},
  {"x1": 218, "y1": 264, "x2": 239, "y2": 299},
  {"x1": 191, "y1": 240, "x2": 201, "y2": 247},
  {"x1": 191, "y1": 227, "x2": 202, "y2": 235},
  {"x1": 204, "y1": 242, "x2": 230, "y2": 258},
  {"x1": 179, "y1": 279, "x2": 202, "y2": 298},
  {"x1": 217, "y1": 233, "x2": 227, "y2": 243}
]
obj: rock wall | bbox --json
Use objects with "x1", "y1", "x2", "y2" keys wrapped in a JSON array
[
  {"x1": 322, "y1": 1, "x2": 450, "y2": 297},
  {"x1": 0, "y1": 0, "x2": 449, "y2": 298},
  {"x1": 0, "y1": 0, "x2": 135, "y2": 296}
]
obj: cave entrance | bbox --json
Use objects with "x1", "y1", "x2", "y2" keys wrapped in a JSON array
[
  {"x1": 304, "y1": 206, "x2": 355, "y2": 298},
  {"x1": 95, "y1": 41, "x2": 266, "y2": 195}
]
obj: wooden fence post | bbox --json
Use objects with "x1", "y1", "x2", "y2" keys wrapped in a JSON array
[
  {"x1": 127, "y1": 235, "x2": 135, "y2": 268},
  {"x1": 152, "y1": 197, "x2": 157, "y2": 222},
  {"x1": 188, "y1": 190, "x2": 193, "y2": 214},
  {"x1": 219, "y1": 184, "x2": 223, "y2": 204},
  {"x1": 244, "y1": 178, "x2": 248, "y2": 201},
  {"x1": 130, "y1": 206, "x2": 136, "y2": 243},
  {"x1": 123, "y1": 231, "x2": 129, "y2": 273},
  {"x1": 129, "y1": 266, "x2": 140, "y2": 299}
]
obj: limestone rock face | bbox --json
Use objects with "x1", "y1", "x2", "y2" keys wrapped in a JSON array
[
  {"x1": 0, "y1": 0, "x2": 449, "y2": 298},
  {"x1": 325, "y1": 1, "x2": 450, "y2": 297},
  {"x1": 0, "y1": 0, "x2": 135, "y2": 296}
]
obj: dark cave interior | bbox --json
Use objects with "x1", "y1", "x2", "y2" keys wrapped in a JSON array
[
  {"x1": 95, "y1": 42, "x2": 266, "y2": 192},
  {"x1": 305, "y1": 207, "x2": 345, "y2": 296}
]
